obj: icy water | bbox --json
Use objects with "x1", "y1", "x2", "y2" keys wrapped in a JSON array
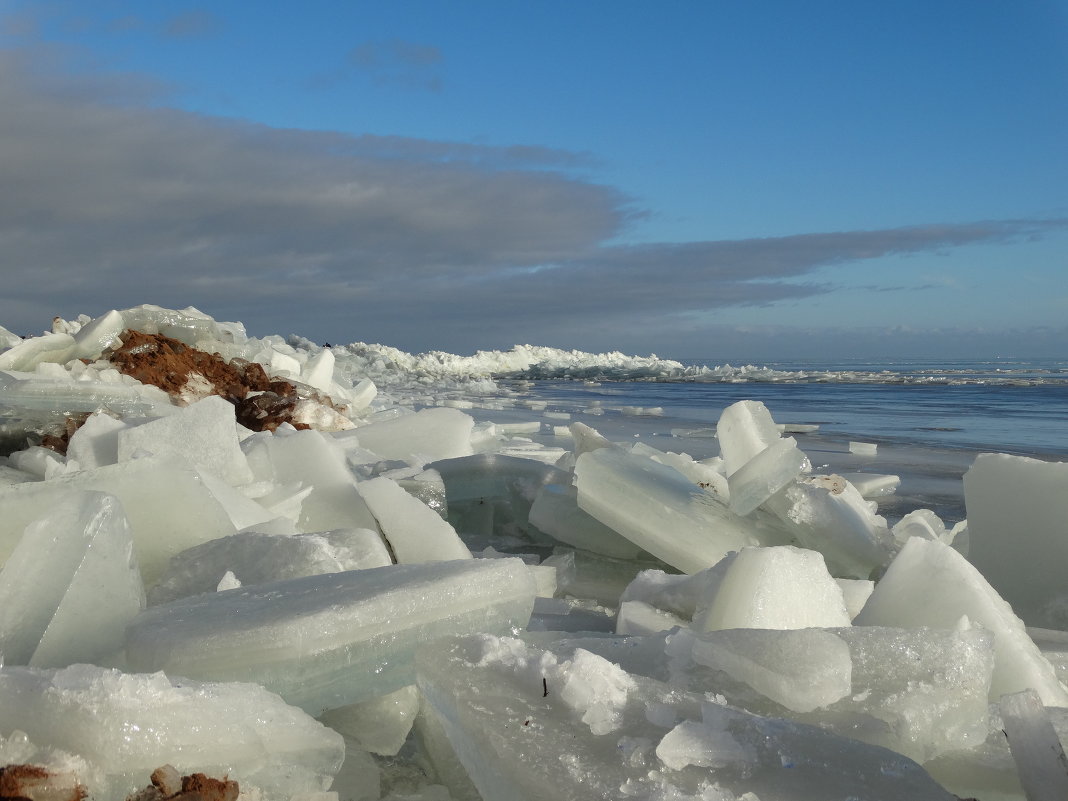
[{"x1": 464, "y1": 358, "x2": 1068, "y2": 526}]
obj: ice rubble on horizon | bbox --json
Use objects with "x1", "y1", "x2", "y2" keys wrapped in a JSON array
[{"x1": 0, "y1": 304, "x2": 1066, "y2": 801}]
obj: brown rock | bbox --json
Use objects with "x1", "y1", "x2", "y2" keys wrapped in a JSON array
[{"x1": 0, "y1": 764, "x2": 87, "y2": 801}]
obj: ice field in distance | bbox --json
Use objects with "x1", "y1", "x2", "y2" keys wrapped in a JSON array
[{"x1": 0, "y1": 304, "x2": 1067, "y2": 800}]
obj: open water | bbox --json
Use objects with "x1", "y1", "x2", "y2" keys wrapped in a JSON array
[{"x1": 467, "y1": 357, "x2": 1068, "y2": 526}]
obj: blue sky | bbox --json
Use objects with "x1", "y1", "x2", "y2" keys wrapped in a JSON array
[{"x1": 1, "y1": 1, "x2": 1066, "y2": 360}]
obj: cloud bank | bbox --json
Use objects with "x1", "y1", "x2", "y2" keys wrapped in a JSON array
[{"x1": 1, "y1": 48, "x2": 1063, "y2": 355}]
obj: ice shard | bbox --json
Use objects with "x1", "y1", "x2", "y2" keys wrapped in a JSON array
[{"x1": 0, "y1": 491, "x2": 144, "y2": 667}]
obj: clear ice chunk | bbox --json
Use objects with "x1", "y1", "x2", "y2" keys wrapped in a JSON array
[{"x1": 358, "y1": 476, "x2": 471, "y2": 562}]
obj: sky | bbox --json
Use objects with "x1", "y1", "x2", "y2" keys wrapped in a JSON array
[{"x1": 1, "y1": 1, "x2": 1066, "y2": 361}]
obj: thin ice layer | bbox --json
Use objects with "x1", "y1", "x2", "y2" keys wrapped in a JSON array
[{"x1": 126, "y1": 558, "x2": 537, "y2": 715}]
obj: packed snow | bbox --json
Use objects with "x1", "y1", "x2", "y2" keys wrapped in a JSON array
[{"x1": 0, "y1": 304, "x2": 1066, "y2": 801}]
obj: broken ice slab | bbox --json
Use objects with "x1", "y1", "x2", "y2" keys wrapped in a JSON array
[
  {"x1": 726, "y1": 435, "x2": 810, "y2": 516},
  {"x1": 849, "y1": 441, "x2": 878, "y2": 456},
  {"x1": 840, "y1": 471, "x2": 901, "y2": 498},
  {"x1": 0, "y1": 663, "x2": 343, "y2": 801},
  {"x1": 416, "y1": 633, "x2": 957, "y2": 801},
  {"x1": 430, "y1": 452, "x2": 570, "y2": 541},
  {"x1": 0, "y1": 332, "x2": 76, "y2": 371},
  {"x1": 691, "y1": 627, "x2": 852, "y2": 713},
  {"x1": 768, "y1": 473, "x2": 894, "y2": 578},
  {"x1": 684, "y1": 624, "x2": 994, "y2": 763},
  {"x1": 716, "y1": 399, "x2": 782, "y2": 476},
  {"x1": 125, "y1": 558, "x2": 537, "y2": 715},
  {"x1": 574, "y1": 446, "x2": 761, "y2": 574},
  {"x1": 0, "y1": 453, "x2": 238, "y2": 589},
  {"x1": 348, "y1": 407, "x2": 475, "y2": 465},
  {"x1": 855, "y1": 536, "x2": 1068, "y2": 706},
  {"x1": 317, "y1": 684, "x2": 420, "y2": 756},
  {"x1": 70, "y1": 308, "x2": 124, "y2": 360},
  {"x1": 358, "y1": 476, "x2": 471, "y2": 563},
  {"x1": 692, "y1": 545, "x2": 851, "y2": 632},
  {"x1": 241, "y1": 428, "x2": 379, "y2": 533},
  {"x1": 528, "y1": 483, "x2": 644, "y2": 559},
  {"x1": 999, "y1": 688, "x2": 1068, "y2": 801},
  {"x1": 147, "y1": 527, "x2": 392, "y2": 605},
  {"x1": 0, "y1": 366, "x2": 174, "y2": 432},
  {"x1": 116, "y1": 304, "x2": 247, "y2": 349},
  {"x1": 0, "y1": 491, "x2": 144, "y2": 667},
  {"x1": 965, "y1": 452, "x2": 1068, "y2": 629},
  {"x1": 117, "y1": 395, "x2": 254, "y2": 486}
]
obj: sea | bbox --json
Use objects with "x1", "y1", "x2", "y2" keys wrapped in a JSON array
[{"x1": 444, "y1": 356, "x2": 1068, "y2": 526}]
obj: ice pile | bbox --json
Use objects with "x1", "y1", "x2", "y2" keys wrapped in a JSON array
[{"x1": 0, "y1": 304, "x2": 1067, "y2": 801}]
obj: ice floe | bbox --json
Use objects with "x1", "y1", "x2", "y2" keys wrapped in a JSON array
[{"x1": 0, "y1": 304, "x2": 1066, "y2": 800}]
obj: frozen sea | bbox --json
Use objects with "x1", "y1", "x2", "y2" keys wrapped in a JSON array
[{"x1": 429, "y1": 357, "x2": 1068, "y2": 526}]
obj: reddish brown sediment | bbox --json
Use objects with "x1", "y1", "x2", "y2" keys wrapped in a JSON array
[{"x1": 0, "y1": 764, "x2": 87, "y2": 801}]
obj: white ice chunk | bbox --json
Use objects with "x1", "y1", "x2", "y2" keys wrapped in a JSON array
[
  {"x1": 836, "y1": 577, "x2": 875, "y2": 619},
  {"x1": 692, "y1": 627, "x2": 851, "y2": 713},
  {"x1": 358, "y1": 476, "x2": 471, "y2": 563},
  {"x1": 65, "y1": 411, "x2": 128, "y2": 470},
  {"x1": 855, "y1": 537, "x2": 1068, "y2": 706},
  {"x1": 0, "y1": 663, "x2": 343, "y2": 800},
  {"x1": 840, "y1": 471, "x2": 901, "y2": 498},
  {"x1": 693, "y1": 545, "x2": 851, "y2": 632},
  {"x1": 574, "y1": 447, "x2": 759, "y2": 574},
  {"x1": 716, "y1": 400, "x2": 781, "y2": 476},
  {"x1": 416, "y1": 633, "x2": 957, "y2": 801},
  {"x1": 126, "y1": 558, "x2": 537, "y2": 715},
  {"x1": 118, "y1": 395, "x2": 254, "y2": 486},
  {"x1": 242, "y1": 429, "x2": 378, "y2": 532},
  {"x1": 965, "y1": 452, "x2": 1068, "y2": 629},
  {"x1": 892, "y1": 508, "x2": 950, "y2": 547},
  {"x1": 301, "y1": 347, "x2": 336, "y2": 393},
  {"x1": 148, "y1": 527, "x2": 391, "y2": 605},
  {"x1": 1000, "y1": 688, "x2": 1068, "y2": 801},
  {"x1": 615, "y1": 600, "x2": 688, "y2": 635},
  {"x1": 529, "y1": 483, "x2": 644, "y2": 559},
  {"x1": 0, "y1": 332, "x2": 76, "y2": 371},
  {"x1": 770, "y1": 474, "x2": 894, "y2": 578},
  {"x1": 351, "y1": 407, "x2": 475, "y2": 465},
  {"x1": 727, "y1": 436, "x2": 810, "y2": 516},
  {"x1": 830, "y1": 625, "x2": 995, "y2": 762},
  {"x1": 849, "y1": 441, "x2": 878, "y2": 456},
  {"x1": 0, "y1": 454, "x2": 238, "y2": 590},
  {"x1": 0, "y1": 491, "x2": 144, "y2": 667},
  {"x1": 71, "y1": 309, "x2": 124, "y2": 361},
  {"x1": 318, "y1": 684, "x2": 420, "y2": 756}
]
